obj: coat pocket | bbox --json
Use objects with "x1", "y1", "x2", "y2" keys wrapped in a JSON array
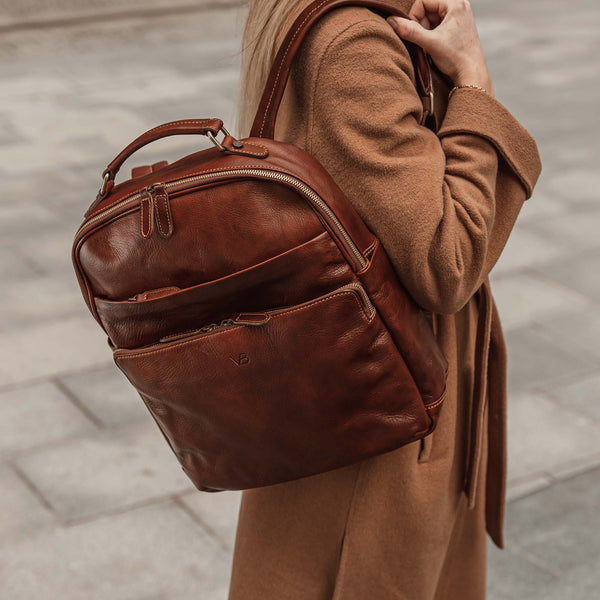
[
  {"x1": 113, "y1": 282, "x2": 433, "y2": 492},
  {"x1": 418, "y1": 432, "x2": 434, "y2": 463}
]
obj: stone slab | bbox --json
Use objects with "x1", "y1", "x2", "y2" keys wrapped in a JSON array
[
  {"x1": 491, "y1": 223, "x2": 572, "y2": 276},
  {"x1": 179, "y1": 490, "x2": 242, "y2": 551},
  {"x1": 541, "y1": 371, "x2": 600, "y2": 423},
  {"x1": 0, "y1": 314, "x2": 112, "y2": 388},
  {"x1": 504, "y1": 466, "x2": 600, "y2": 578},
  {"x1": 0, "y1": 0, "x2": 242, "y2": 28},
  {"x1": 505, "y1": 324, "x2": 597, "y2": 394},
  {"x1": 58, "y1": 364, "x2": 150, "y2": 428},
  {"x1": 489, "y1": 271, "x2": 592, "y2": 331},
  {"x1": 0, "y1": 501, "x2": 232, "y2": 600},
  {"x1": 533, "y1": 250, "x2": 600, "y2": 304},
  {"x1": 526, "y1": 206, "x2": 600, "y2": 254},
  {"x1": 489, "y1": 467, "x2": 600, "y2": 598},
  {"x1": 0, "y1": 273, "x2": 85, "y2": 332},
  {"x1": 530, "y1": 304, "x2": 600, "y2": 365},
  {"x1": 15, "y1": 418, "x2": 195, "y2": 522},
  {"x1": 506, "y1": 390, "x2": 600, "y2": 483},
  {"x1": 0, "y1": 380, "x2": 95, "y2": 459},
  {"x1": 0, "y1": 464, "x2": 57, "y2": 544}
]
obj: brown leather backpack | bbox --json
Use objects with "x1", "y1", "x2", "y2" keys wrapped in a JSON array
[{"x1": 72, "y1": 0, "x2": 449, "y2": 493}]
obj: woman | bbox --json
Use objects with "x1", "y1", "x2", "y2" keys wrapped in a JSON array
[{"x1": 229, "y1": 0, "x2": 542, "y2": 598}]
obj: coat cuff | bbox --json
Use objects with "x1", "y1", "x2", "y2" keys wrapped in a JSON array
[{"x1": 437, "y1": 87, "x2": 542, "y2": 199}]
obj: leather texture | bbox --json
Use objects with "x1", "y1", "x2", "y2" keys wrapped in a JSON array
[{"x1": 71, "y1": 0, "x2": 449, "y2": 493}]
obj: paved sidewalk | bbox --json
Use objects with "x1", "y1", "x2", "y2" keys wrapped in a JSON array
[{"x1": 0, "y1": 1, "x2": 599, "y2": 598}]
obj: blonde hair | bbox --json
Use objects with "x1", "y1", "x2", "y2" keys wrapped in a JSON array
[{"x1": 236, "y1": 0, "x2": 311, "y2": 138}]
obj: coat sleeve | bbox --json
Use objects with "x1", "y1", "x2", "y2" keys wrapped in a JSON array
[{"x1": 308, "y1": 14, "x2": 542, "y2": 314}]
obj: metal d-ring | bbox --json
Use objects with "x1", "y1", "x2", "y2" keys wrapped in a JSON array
[
  {"x1": 207, "y1": 125, "x2": 244, "y2": 151},
  {"x1": 416, "y1": 52, "x2": 435, "y2": 122}
]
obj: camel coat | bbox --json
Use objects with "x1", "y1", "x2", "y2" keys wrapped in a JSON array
[{"x1": 229, "y1": 2, "x2": 542, "y2": 598}]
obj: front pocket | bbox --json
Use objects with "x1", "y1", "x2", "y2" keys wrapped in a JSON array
[
  {"x1": 94, "y1": 230, "x2": 352, "y2": 349},
  {"x1": 113, "y1": 282, "x2": 433, "y2": 492}
]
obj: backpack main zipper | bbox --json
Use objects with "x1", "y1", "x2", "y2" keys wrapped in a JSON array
[{"x1": 75, "y1": 168, "x2": 367, "y2": 271}]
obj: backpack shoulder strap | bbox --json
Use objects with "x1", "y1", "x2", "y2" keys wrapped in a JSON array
[{"x1": 250, "y1": 0, "x2": 435, "y2": 139}]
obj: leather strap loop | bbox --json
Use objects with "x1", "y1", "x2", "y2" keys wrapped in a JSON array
[{"x1": 250, "y1": 0, "x2": 435, "y2": 139}]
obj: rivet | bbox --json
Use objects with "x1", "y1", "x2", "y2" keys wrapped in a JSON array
[{"x1": 232, "y1": 140, "x2": 244, "y2": 149}]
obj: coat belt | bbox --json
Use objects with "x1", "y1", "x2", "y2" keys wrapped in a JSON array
[{"x1": 464, "y1": 278, "x2": 493, "y2": 509}]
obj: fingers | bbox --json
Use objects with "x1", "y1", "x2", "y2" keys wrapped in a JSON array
[
  {"x1": 387, "y1": 16, "x2": 437, "y2": 52},
  {"x1": 409, "y1": 0, "x2": 449, "y2": 23},
  {"x1": 420, "y1": 14, "x2": 433, "y2": 31}
]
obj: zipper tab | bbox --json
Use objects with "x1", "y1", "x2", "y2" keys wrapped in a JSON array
[
  {"x1": 140, "y1": 186, "x2": 154, "y2": 238},
  {"x1": 140, "y1": 183, "x2": 173, "y2": 239},
  {"x1": 232, "y1": 312, "x2": 271, "y2": 326}
]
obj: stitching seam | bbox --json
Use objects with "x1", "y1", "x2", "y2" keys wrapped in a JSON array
[
  {"x1": 140, "y1": 196, "x2": 151, "y2": 238},
  {"x1": 145, "y1": 119, "x2": 217, "y2": 135},
  {"x1": 260, "y1": 0, "x2": 331, "y2": 137},
  {"x1": 424, "y1": 389, "x2": 447, "y2": 411}
]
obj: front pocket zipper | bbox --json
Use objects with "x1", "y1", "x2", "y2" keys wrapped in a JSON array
[{"x1": 119, "y1": 282, "x2": 376, "y2": 349}]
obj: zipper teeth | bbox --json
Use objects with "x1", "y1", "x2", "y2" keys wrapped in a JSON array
[
  {"x1": 153, "y1": 282, "x2": 374, "y2": 346},
  {"x1": 344, "y1": 281, "x2": 376, "y2": 318},
  {"x1": 76, "y1": 168, "x2": 366, "y2": 269}
]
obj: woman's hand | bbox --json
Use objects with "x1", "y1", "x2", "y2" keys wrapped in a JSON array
[{"x1": 387, "y1": 0, "x2": 494, "y2": 96}]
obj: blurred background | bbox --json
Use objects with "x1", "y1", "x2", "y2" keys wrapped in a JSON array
[{"x1": 0, "y1": 0, "x2": 599, "y2": 598}]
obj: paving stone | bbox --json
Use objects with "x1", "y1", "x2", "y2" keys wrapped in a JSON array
[
  {"x1": 525, "y1": 206, "x2": 600, "y2": 254},
  {"x1": 489, "y1": 467, "x2": 600, "y2": 598},
  {"x1": 1, "y1": 0, "x2": 241, "y2": 28},
  {"x1": 0, "y1": 74, "x2": 71, "y2": 100},
  {"x1": 491, "y1": 223, "x2": 571, "y2": 276},
  {"x1": 0, "y1": 501, "x2": 232, "y2": 600},
  {"x1": 0, "y1": 314, "x2": 112, "y2": 388},
  {"x1": 0, "y1": 136, "x2": 108, "y2": 174},
  {"x1": 505, "y1": 472, "x2": 553, "y2": 503},
  {"x1": 0, "y1": 170, "x2": 79, "y2": 205},
  {"x1": 538, "y1": 560, "x2": 600, "y2": 600},
  {"x1": 81, "y1": 68, "x2": 239, "y2": 110},
  {"x1": 0, "y1": 465, "x2": 57, "y2": 544},
  {"x1": 0, "y1": 381, "x2": 95, "y2": 460},
  {"x1": 58, "y1": 364, "x2": 149, "y2": 428},
  {"x1": 504, "y1": 467, "x2": 600, "y2": 577},
  {"x1": 530, "y1": 305, "x2": 600, "y2": 364},
  {"x1": 505, "y1": 325, "x2": 597, "y2": 393},
  {"x1": 18, "y1": 224, "x2": 81, "y2": 275},
  {"x1": 547, "y1": 452, "x2": 600, "y2": 482},
  {"x1": 540, "y1": 371, "x2": 600, "y2": 423},
  {"x1": 537, "y1": 168, "x2": 600, "y2": 205},
  {"x1": 533, "y1": 250, "x2": 600, "y2": 303},
  {"x1": 0, "y1": 243, "x2": 40, "y2": 282},
  {"x1": 15, "y1": 418, "x2": 195, "y2": 522},
  {"x1": 0, "y1": 273, "x2": 84, "y2": 332},
  {"x1": 0, "y1": 201, "x2": 59, "y2": 241},
  {"x1": 179, "y1": 490, "x2": 241, "y2": 551},
  {"x1": 487, "y1": 538, "x2": 558, "y2": 600},
  {"x1": 11, "y1": 105, "x2": 152, "y2": 152},
  {"x1": 489, "y1": 271, "x2": 592, "y2": 331},
  {"x1": 506, "y1": 390, "x2": 600, "y2": 483}
]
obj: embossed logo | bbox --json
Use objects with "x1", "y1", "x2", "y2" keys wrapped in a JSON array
[{"x1": 230, "y1": 353, "x2": 250, "y2": 366}]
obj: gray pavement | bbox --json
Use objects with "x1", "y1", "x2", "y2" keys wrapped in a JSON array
[{"x1": 0, "y1": 0, "x2": 599, "y2": 598}]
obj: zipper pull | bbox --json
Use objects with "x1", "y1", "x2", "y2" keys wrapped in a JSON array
[
  {"x1": 140, "y1": 183, "x2": 173, "y2": 239},
  {"x1": 140, "y1": 186, "x2": 154, "y2": 238},
  {"x1": 232, "y1": 312, "x2": 271, "y2": 326}
]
